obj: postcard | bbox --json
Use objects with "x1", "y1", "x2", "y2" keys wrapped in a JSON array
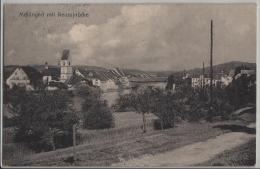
[{"x1": 1, "y1": 1, "x2": 257, "y2": 167}]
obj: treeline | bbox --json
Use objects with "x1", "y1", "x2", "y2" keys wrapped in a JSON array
[
  {"x1": 3, "y1": 85, "x2": 114, "y2": 152},
  {"x1": 115, "y1": 66, "x2": 256, "y2": 132}
]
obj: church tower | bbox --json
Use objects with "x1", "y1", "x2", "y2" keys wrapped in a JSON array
[{"x1": 60, "y1": 49, "x2": 73, "y2": 82}]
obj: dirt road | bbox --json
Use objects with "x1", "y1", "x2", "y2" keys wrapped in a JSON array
[{"x1": 112, "y1": 131, "x2": 255, "y2": 167}]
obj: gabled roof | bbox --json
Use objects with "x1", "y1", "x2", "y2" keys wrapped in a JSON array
[
  {"x1": 5, "y1": 66, "x2": 43, "y2": 88},
  {"x1": 76, "y1": 68, "x2": 125, "y2": 82},
  {"x1": 67, "y1": 74, "x2": 92, "y2": 86},
  {"x1": 76, "y1": 68, "x2": 106, "y2": 81},
  {"x1": 61, "y1": 49, "x2": 70, "y2": 60}
]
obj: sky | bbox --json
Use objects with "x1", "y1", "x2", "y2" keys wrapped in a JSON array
[{"x1": 4, "y1": 3, "x2": 256, "y2": 71}]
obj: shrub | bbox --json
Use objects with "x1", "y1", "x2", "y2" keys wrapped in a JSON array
[{"x1": 83, "y1": 101, "x2": 115, "y2": 129}]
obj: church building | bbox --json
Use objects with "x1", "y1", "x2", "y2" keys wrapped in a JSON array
[{"x1": 60, "y1": 49, "x2": 73, "y2": 82}]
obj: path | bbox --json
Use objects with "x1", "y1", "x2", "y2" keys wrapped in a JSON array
[
  {"x1": 232, "y1": 106, "x2": 254, "y2": 115},
  {"x1": 112, "y1": 129, "x2": 255, "y2": 167}
]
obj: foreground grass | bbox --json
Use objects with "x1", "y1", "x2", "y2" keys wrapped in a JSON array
[
  {"x1": 9, "y1": 121, "x2": 236, "y2": 167},
  {"x1": 77, "y1": 112, "x2": 157, "y2": 145},
  {"x1": 199, "y1": 138, "x2": 256, "y2": 166},
  {"x1": 3, "y1": 143, "x2": 35, "y2": 165}
]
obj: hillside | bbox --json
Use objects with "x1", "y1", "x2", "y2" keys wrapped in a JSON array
[{"x1": 172, "y1": 61, "x2": 256, "y2": 77}]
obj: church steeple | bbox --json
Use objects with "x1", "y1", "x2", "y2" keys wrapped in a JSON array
[
  {"x1": 45, "y1": 61, "x2": 48, "y2": 70},
  {"x1": 60, "y1": 49, "x2": 73, "y2": 82}
]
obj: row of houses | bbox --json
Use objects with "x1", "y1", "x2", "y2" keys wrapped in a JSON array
[
  {"x1": 189, "y1": 74, "x2": 230, "y2": 88},
  {"x1": 5, "y1": 49, "x2": 130, "y2": 92},
  {"x1": 186, "y1": 68, "x2": 255, "y2": 89}
]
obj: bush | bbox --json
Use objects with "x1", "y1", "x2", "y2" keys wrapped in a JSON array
[
  {"x1": 83, "y1": 101, "x2": 115, "y2": 129},
  {"x1": 113, "y1": 94, "x2": 135, "y2": 112}
]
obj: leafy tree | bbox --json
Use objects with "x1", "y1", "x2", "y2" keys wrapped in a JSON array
[
  {"x1": 165, "y1": 74, "x2": 185, "y2": 91},
  {"x1": 227, "y1": 73, "x2": 256, "y2": 109},
  {"x1": 114, "y1": 93, "x2": 135, "y2": 112},
  {"x1": 12, "y1": 90, "x2": 78, "y2": 152},
  {"x1": 150, "y1": 89, "x2": 183, "y2": 130},
  {"x1": 78, "y1": 86, "x2": 114, "y2": 129},
  {"x1": 76, "y1": 85, "x2": 102, "y2": 110},
  {"x1": 83, "y1": 100, "x2": 115, "y2": 129},
  {"x1": 117, "y1": 87, "x2": 155, "y2": 133},
  {"x1": 211, "y1": 86, "x2": 234, "y2": 120}
]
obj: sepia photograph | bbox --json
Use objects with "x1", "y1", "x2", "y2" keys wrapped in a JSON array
[{"x1": 1, "y1": 1, "x2": 257, "y2": 167}]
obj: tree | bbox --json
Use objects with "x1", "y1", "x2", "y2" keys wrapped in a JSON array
[
  {"x1": 229, "y1": 66, "x2": 256, "y2": 108},
  {"x1": 120, "y1": 87, "x2": 154, "y2": 133},
  {"x1": 12, "y1": 90, "x2": 78, "y2": 152},
  {"x1": 150, "y1": 89, "x2": 182, "y2": 130},
  {"x1": 78, "y1": 86, "x2": 114, "y2": 129},
  {"x1": 83, "y1": 100, "x2": 115, "y2": 129}
]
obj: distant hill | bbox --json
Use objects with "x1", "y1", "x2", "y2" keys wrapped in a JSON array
[{"x1": 172, "y1": 61, "x2": 256, "y2": 77}]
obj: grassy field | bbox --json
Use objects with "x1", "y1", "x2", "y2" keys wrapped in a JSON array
[
  {"x1": 199, "y1": 138, "x2": 256, "y2": 166},
  {"x1": 113, "y1": 111, "x2": 158, "y2": 129},
  {"x1": 3, "y1": 143, "x2": 35, "y2": 166},
  {"x1": 3, "y1": 111, "x2": 157, "y2": 166},
  {"x1": 12, "y1": 121, "x2": 238, "y2": 166},
  {"x1": 77, "y1": 111, "x2": 157, "y2": 145},
  {"x1": 2, "y1": 110, "x2": 255, "y2": 167}
]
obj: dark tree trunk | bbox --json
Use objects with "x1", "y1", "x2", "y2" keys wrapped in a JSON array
[
  {"x1": 160, "y1": 118, "x2": 164, "y2": 130},
  {"x1": 142, "y1": 112, "x2": 146, "y2": 133},
  {"x1": 50, "y1": 130, "x2": 56, "y2": 151},
  {"x1": 51, "y1": 137, "x2": 56, "y2": 151}
]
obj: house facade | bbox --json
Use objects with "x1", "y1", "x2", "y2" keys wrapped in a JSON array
[
  {"x1": 100, "y1": 79, "x2": 118, "y2": 91},
  {"x1": 42, "y1": 62, "x2": 60, "y2": 85},
  {"x1": 6, "y1": 68, "x2": 32, "y2": 90},
  {"x1": 6, "y1": 66, "x2": 42, "y2": 90},
  {"x1": 191, "y1": 75, "x2": 219, "y2": 88}
]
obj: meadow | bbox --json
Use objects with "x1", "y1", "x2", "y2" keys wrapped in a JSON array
[{"x1": 2, "y1": 108, "x2": 255, "y2": 166}]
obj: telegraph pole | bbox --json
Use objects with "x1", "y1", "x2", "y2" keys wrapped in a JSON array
[
  {"x1": 72, "y1": 124, "x2": 77, "y2": 164},
  {"x1": 202, "y1": 61, "x2": 205, "y2": 96},
  {"x1": 209, "y1": 20, "x2": 214, "y2": 121}
]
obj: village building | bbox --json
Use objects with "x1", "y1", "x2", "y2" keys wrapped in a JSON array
[
  {"x1": 118, "y1": 76, "x2": 130, "y2": 87},
  {"x1": 42, "y1": 62, "x2": 60, "y2": 85},
  {"x1": 6, "y1": 66, "x2": 42, "y2": 90},
  {"x1": 100, "y1": 79, "x2": 118, "y2": 91},
  {"x1": 234, "y1": 69, "x2": 256, "y2": 80},
  {"x1": 74, "y1": 69, "x2": 102, "y2": 87},
  {"x1": 220, "y1": 75, "x2": 233, "y2": 87},
  {"x1": 74, "y1": 68, "x2": 120, "y2": 91},
  {"x1": 191, "y1": 75, "x2": 219, "y2": 88},
  {"x1": 66, "y1": 74, "x2": 92, "y2": 90}
]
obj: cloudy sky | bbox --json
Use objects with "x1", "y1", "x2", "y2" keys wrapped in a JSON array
[{"x1": 4, "y1": 3, "x2": 256, "y2": 71}]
